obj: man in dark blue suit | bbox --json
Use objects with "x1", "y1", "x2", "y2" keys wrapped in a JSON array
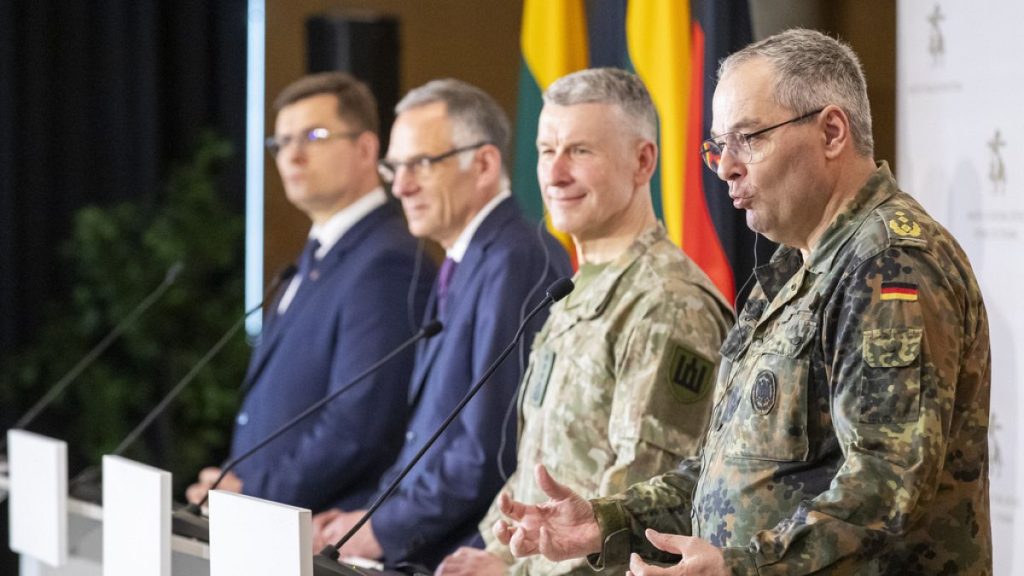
[
  {"x1": 186, "y1": 72, "x2": 434, "y2": 513},
  {"x1": 310, "y1": 79, "x2": 572, "y2": 569}
]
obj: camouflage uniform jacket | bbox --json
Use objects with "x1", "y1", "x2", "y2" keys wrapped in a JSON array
[
  {"x1": 482, "y1": 223, "x2": 734, "y2": 575},
  {"x1": 590, "y1": 164, "x2": 992, "y2": 575}
]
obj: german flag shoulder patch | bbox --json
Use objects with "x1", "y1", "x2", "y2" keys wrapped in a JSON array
[{"x1": 880, "y1": 282, "x2": 919, "y2": 302}]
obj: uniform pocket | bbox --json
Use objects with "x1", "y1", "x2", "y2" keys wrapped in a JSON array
[
  {"x1": 860, "y1": 328, "x2": 922, "y2": 424},
  {"x1": 725, "y1": 317, "x2": 816, "y2": 462}
]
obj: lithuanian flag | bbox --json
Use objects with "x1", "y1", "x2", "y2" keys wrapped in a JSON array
[
  {"x1": 515, "y1": 0, "x2": 589, "y2": 267},
  {"x1": 512, "y1": 0, "x2": 771, "y2": 306}
]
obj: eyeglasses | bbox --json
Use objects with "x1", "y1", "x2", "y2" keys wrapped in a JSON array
[
  {"x1": 378, "y1": 141, "x2": 491, "y2": 185},
  {"x1": 265, "y1": 127, "x2": 361, "y2": 158},
  {"x1": 700, "y1": 108, "x2": 824, "y2": 172}
]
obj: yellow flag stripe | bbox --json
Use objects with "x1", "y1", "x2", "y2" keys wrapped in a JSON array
[
  {"x1": 626, "y1": 0, "x2": 692, "y2": 246},
  {"x1": 521, "y1": 0, "x2": 589, "y2": 259},
  {"x1": 521, "y1": 0, "x2": 589, "y2": 90},
  {"x1": 880, "y1": 293, "x2": 919, "y2": 302}
]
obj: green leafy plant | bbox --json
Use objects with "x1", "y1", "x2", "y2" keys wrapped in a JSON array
[{"x1": 2, "y1": 133, "x2": 247, "y2": 494}]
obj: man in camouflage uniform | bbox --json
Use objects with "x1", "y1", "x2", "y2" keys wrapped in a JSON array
[
  {"x1": 492, "y1": 29, "x2": 991, "y2": 575},
  {"x1": 435, "y1": 68, "x2": 733, "y2": 576}
]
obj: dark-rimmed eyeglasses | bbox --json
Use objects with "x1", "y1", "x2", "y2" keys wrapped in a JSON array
[
  {"x1": 378, "y1": 141, "x2": 491, "y2": 185},
  {"x1": 265, "y1": 127, "x2": 361, "y2": 158},
  {"x1": 700, "y1": 108, "x2": 824, "y2": 172}
]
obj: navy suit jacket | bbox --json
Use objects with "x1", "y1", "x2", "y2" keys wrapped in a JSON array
[
  {"x1": 370, "y1": 197, "x2": 572, "y2": 569},
  {"x1": 229, "y1": 201, "x2": 435, "y2": 513}
]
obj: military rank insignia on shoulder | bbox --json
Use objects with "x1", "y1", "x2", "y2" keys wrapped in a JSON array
[
  {"x1": 888, "y1": 210, "x2": 921, "y2": 238},
  {"x1": 884, "y1": 210, "x2": 928, "y2": 247},
  {"x1": 667, "y1": 344, "x2": 714, "y2": 404}
]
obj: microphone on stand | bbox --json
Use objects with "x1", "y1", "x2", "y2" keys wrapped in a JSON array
[
  {"x1": 66, "y1": 265, "x2": 298, "y2": 503},
  {"x1": 1, "y1": 262, "x2": 185, "y2": 455},
  {"x1": 172, "y1": 320, "x2": 445, "y2": 543},
  {"x1": 313, "y1": 278, "x2": 574, "y2": 576}
]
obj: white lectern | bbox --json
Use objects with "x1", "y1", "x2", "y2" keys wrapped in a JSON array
[
  {"x1": 8, "y1": 430, "x2": 68, "y2": 568},
  {"x1": 102, "y1": 455, "x2": 171, "y2": 576},
  {"x1": 1, "y1": 441, "x2": 212, "y2": 575},
  {"x1": 208, "y1": 490, "x2": 312, "y2": 576}
]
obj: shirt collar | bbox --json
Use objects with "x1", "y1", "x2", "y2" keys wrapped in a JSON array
[
  {"x1": 445, "y1": 189, "x2": 511, "y2": 263},
  {"x1": 804, "y1": 162, "x2": 898, "y2": 274},
  {"x1": 308, "y1": 187, "x2": 388, "y2": 258},
  {"x1": 566, "y1": 223, "x2": 667, "y2": 317}
]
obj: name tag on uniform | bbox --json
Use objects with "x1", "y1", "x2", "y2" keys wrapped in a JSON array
[{"x1": 528, "y1": 348, "x2": 556, "y2": 406}]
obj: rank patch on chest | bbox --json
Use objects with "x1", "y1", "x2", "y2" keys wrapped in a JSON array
[
  {"x1": 880, "y1": 281, "x2": 919, "y2": 302},
  {"x1": 667, "y1": 345, "x2": 714, "y2": 404},
  {"x1": 751, "y1": 369, "x2": 777, "y2": 415}
]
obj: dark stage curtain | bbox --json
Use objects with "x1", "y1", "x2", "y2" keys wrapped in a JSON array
[
  {"x1": 0, "y1": 0, "x2": 247, "y2": 396},
  {"x1": 0, "y1": 1, "x2": 246, "y2": 569}
]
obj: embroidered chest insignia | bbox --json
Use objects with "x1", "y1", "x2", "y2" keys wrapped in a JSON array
[
  {"x1": 751, "y1": 370, "x2": 777, "y2": 415},
  {"x1": 888, "y1": 211, "x2": 922, "y2": 238}
]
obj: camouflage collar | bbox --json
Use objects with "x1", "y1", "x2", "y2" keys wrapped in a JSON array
[
  {"x1": 805, "y1": 162, "x2": 898, "y2": 274},
  {"x1": 564, "y1": 222, "x2": 667, "y2": 319}
]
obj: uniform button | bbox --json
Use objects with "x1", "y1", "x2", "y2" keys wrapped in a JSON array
[
  {"x1": 236, "y1": 412, "x2": 249, "y2": 426},
  {"x1": 406, "y1": 431, "x2": 416, "y2": 442}
]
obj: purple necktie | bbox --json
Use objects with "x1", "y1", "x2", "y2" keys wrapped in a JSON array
[{"x1": 436, "y1": 257, "x2": 457, "y2": 316}]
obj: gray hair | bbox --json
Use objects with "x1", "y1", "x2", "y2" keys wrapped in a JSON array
[
  {"x1": 719, "y1": 28, "x2": 873, "y2": 157},
  {"x1": 396, "y1": 79, "x2": 511, "y2": 176},
  {"x1": 543, "y1": 68, "x2": 658, "y2": 141}
]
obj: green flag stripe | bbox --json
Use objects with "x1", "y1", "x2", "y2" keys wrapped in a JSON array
[{"x1": 512, "y1": 58, "x2": 546, "y2": 221}]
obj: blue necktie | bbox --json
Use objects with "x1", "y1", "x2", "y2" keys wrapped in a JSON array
[{"x1": 298, "y1": 238, "x2": 321, "y2": 282}]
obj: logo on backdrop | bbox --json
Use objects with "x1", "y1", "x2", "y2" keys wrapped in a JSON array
[
  {"x1": 928, "y1": 3, "x2": 945, "y2": 66},
  {"x1": 989, "y1": 130, "x2": 1007, "y2": 194}
]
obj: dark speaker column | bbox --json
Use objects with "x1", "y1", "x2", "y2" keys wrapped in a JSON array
[{"x1": 306, "y1": 12, "x2": 400, "y2": 152}]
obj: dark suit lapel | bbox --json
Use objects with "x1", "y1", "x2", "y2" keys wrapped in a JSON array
[
  {"x1": 240, "y1": 203, "x2": 397, "y2": 400},
  {"x1": 240, "y1": 276, "x2": 299, "y2": 395},
  {"x1": 407, "y1": 286, "x2": 440, "y2": 406},
  {"x1": 405, "y1": 198, "x2": 518, "y2": 408}
]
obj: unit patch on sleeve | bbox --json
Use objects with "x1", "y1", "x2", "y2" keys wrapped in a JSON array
[{"x1": 667, "y1": 344, "x2": 714, "y2": 404}]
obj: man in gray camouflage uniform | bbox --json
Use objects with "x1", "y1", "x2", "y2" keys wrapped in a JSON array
[
  {"x1": 492, "y1": 29, "x2": 992, "y2": 576},
  {"x1": 435, "y1": 68, "x2": 734, "y2": 576}
]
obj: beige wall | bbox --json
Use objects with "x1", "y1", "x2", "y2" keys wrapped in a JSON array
[{"x1": 263, "y1": 1, "x2": 896, "y2": 277}]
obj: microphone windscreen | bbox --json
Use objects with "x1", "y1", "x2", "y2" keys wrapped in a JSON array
[
  {"x1": 165, "y1": 261, "x2": 185, "y2": 283},
  {"x1": 546, "y1": 278, "x2": 575, "y2": 302},
  {"x1": 422, "y1": 320, "x2": 443, "y2": 338}
]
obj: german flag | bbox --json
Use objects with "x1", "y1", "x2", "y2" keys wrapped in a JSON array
[
  {"x1": 880, "y1": 282, "x2": 919, "y2": 302},
  {"x1": 511, "y1": 0, "x2": 772, "y2": 306}
]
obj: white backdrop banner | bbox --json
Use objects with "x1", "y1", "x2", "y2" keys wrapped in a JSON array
[{"x1": 897, "y1": 1, "x2": 1023, "y2": 574}]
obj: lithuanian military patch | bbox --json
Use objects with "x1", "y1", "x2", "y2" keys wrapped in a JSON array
[
  {"x1": 751, "y1": 370, "x2": 777, "y2": 415},
  {"x1": 880, "y1": 282, "x2": 919, "y2": 302},
  {"x1": 888, "y1": 211, "x2": 922, "y2": 238},
  {"x1": 667, "y1": 344, "x2": 713, "y2": 404}
]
